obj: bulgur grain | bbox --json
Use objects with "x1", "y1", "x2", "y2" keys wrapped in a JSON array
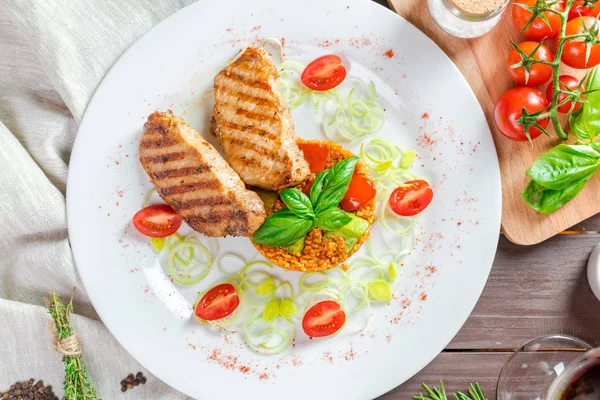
[{"x1": 252, "y1": 140, "x2": 375, "y2": 272}]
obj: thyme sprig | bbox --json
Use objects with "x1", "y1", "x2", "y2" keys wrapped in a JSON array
[{"x1": 45, "y1": 290, "x2": 100, "y2": 400}]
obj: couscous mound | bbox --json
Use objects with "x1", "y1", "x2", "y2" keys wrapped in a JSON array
[{"x1": 252, "y1": 139, "x2": 375, "y2": 272}]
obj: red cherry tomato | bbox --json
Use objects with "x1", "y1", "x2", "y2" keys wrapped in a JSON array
[
  {"x1": 562, "y1": 16, "x2": 600, "y2": 69},
  {"x1": 301, "y1": 55, "x2": 347, "y2": 91},
  {"x1": 302, "y1": 300, "x2": 346, "y2": 338},
  {"x1": 132, "y1": 204, "x2": 182, "y2": 238},
  {"x1": 340, "y1": 173, "x2": 377, "y2": 212},
  {"x1": 494, "y1": 87, "x2": 549, "y2": 142},
  {"x1": 389, "y1": 180, "x2": 433, "y2": 217},
  {"x1": 506, "y1": 41, "x2": 554, "y2": 86},
  {"x1": 565, "y1": 0, "x2": 600, "y2": 20},
  {"x1": 195, "y1": 283, "x2": 240, "y2": 321},
  {"x1": 546, "y1": 75, "x2": 584, "y2": 113},
  {"x1": 298, "y1": 142, "x2": 329, "y2": 173},
  {"x1": 512, "y1": 0, "x2": 564, "y2": 41}
]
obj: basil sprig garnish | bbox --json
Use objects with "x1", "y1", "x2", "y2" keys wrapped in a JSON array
[
  {"x1": 522, "y1": 144, "x2": 600, "y2": 214},
  {"x1": 252, "y1": 156, "x2": 359, "y2": 247}
]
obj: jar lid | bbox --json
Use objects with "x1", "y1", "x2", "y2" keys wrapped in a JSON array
[{"x1": 448, "y1": 0, "x2": 506, "y2": 16}]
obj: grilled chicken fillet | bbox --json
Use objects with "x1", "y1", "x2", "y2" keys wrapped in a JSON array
[
  {"x1": 212, "y1": 46, "x2": 310, "y2": 190},
  {"x1": 140, "y1": 111, "x2": 266, "y2": 237}
]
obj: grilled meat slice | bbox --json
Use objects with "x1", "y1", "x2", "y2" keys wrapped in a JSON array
[
  {"x1": 140, "y1": 111, "x2": 266, "y2": 237},
  {"x1": 212, "y1": 46, "x2": 310, "y2": 191}
]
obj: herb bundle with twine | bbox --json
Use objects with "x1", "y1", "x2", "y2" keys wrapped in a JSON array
[{"x1": 44, "y1": 289, "x2": 100, "y2": 400}]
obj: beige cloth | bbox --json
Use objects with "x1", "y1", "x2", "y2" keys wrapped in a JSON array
[{"x1": 0, "y1": 0, "x2": 196, "y2": 397}]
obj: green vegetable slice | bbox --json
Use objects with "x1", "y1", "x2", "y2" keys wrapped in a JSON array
[
  {"x1": 368, "y1": 280, "x2": 393, "y2": 302},
  {"x1": 166, "y1": 241, "x2": 212, "y2": 285}
]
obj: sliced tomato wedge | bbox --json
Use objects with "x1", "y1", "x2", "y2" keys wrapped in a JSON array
[
  {"x1": 132, "y1": 204, "x2": 182, "y2": 238},
  {"x1": 301, "y1": 55, "x2": 347, "y2": 91},
  {"x1": 298, "y1": 142, "x2": 329, "y2": 173},
  {"x1": 195, "y1": 283, "x2": 240, "y2": 321},
  {"x1": 302, "y1": 300, "x2": 346, "y2": 338},
  {"x1": 389, "y1": 180, "x2": 433, "y2": 217},
  {"x1": 340, "y1": 173, "x2": 377, "y2": 212}
]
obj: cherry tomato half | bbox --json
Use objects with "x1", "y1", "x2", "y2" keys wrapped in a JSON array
[
  {"x1": 195, "y1": 283, "x2": 240, "y2": 321},
  {"x1": 546, "y1": 75, "x2": 584, "y2": 113},
  {"x1": 302, "y1": 300, "x2": 346, "y2": 338},
  {"x1": 562, "y1": 16, "x2": 600, "y2": 69},
  {"x1": 389, "y1": 180, "x2": 433, "y2": 217},
  {"x1": 506, "y1": 41, "x2": 554, "y2": 86},
  {"x1": 494, "y1": 87, "x2": 549, "y2": 142},
  {"x1": 132, "y1": 204, "x2": 182, "y2": 238},
  {"x1": 340, "y1": 173, "x2": 377, "y2": 212},
  {"x1": 565, "y1": 0, "x2": 600, "y2": 20},
  {"x1": 298, "y1": 142, "x2": 329, "y2": 173},
  {"x1": 512, "y1": 0, "x2": 564, "y2": 41},
  {"x1": 301, "y1": 55, "x2": 347, "y2": 91}
]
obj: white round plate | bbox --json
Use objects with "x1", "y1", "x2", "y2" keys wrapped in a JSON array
[{"x1": 67, "y1": 0, "x2": 501, "y2": 399}]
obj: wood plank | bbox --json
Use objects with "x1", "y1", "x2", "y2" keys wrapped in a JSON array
[
  {"x1": 449, "y1": 235, "x2": 600, "y2": 349},
  {"x1": 378, "y1": 352, "x2": 510, "y2": 399},
  {"x1": 386, "y1": 0, "x2": 600, "y2": 245}
]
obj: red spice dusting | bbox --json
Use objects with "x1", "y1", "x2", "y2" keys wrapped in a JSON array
[
  {"x1": 347, "y1": 5, "x2": 350, "y2": 8},
  {"x1": 226, "y1": 27, "x2": 233, "y2": 32},
  {"x1": 322, "y1": 352, "x2": 334, "y2": 364},
  {"x1": 319, "y1": 40, "x2": 333, "y2": 48},
  {"x1": 207, "y1": 348, "x2": 270, "y2": 380},
  {"x1": 107, "y1": 213, "x2": 110, "y2": 217},
  {"x1": 259, "y1": 373, "x2": 269, "y2": 380},
  {"x1": 457, "y1": 222, "x2": 462, "y2": 226},
  {"x1": 421, "y1": 112, "x2": 430, "y2": 119},
  {"x1": 291, "y1": 356, "x2": 303, "y2": 367},
  {"x1": 187, "y1": 343, "x2": 197, "y2": 350},
  {"x1": 419, "y1": 292, "x2": 428, "y2": 301},
  {"x1": 344, "y1": 348, "x2": 357, "y2": 361},
  {"x1": 251, "y1": 25, "x2": 262, "y2": 32},
  {"x1": 402, "y1": 73, "x2": 407, "y2": 78},
  {"x1": 386, "y1": 335, "x2": 392, "y2": 343},
  {"x1": 115, "y1": 202, "x2": 119, "y2": 206},
  {"x1": 117, "y1": 190, "x2": 124, "y2": 197},
  {"x1": 383, "y1": 49, "x2": 395, "y2": 58}
]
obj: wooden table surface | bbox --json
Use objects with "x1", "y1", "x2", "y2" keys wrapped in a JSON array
[{"x1": 368, "y1": 0, "x2": 600, "y2": 398}]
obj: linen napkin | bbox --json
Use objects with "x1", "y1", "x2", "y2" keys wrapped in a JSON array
[{"x1": 0, "y1": 0, "x2": 200, "y2": 398}]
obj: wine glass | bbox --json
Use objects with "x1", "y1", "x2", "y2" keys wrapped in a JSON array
[{"x1": 496, "y1": 334, "x2": 600, "y2": 399}]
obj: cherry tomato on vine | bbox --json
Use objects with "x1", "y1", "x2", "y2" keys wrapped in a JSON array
[
  {"x1": 562, "y1": 16, "x2": 600, "y2": 68},
  {"x1": 564, "y1": 0, "x2": 600, "y2": 20},
  {"x1": 545, "y1": 75, "x2": 584, "y2": 113},
  {"x1": 512, "y1": 0, "x2": 564, "y2": 41},
  {"x1": 506, "y1": 41, "x2": 554, "y2": 86},
  {"x1": 494, "y1": 87, "x2": 549, "y2": 142}
]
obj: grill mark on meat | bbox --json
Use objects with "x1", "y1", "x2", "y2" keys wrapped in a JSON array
[
  {"x1": 186, "y1": 210, "x2": 249, "y2": 224},
  {"x1": 151, "y1": 166, "x2": 210, "y2": 180},
  {"x1": 233, "y1": 109, "x2": 279, "y2": 126},
  {"x1": 218, "y1": 120, "x2": 279, "y2": 141},
  {"x1": 213, "y1": 85, "x2": 278, "y2": 112},
  {"x1": 139, "y1": 136, "x2": 180, "y2": 149},
  {"x1": 140, "y1": 151, "x2": 187, "y2": 165},
  {"x1": 222, "y1": 71, "x2": 272, "y2": 91},
  {"x1": 159, "y1": 180, "x2": 221, "y2": 196},
  {"x1": 224, "y1": 137, "x2": 281, "y2": 160},
  {"x1": 175, "y1": 196, "x2": 232, "y2": 210}
]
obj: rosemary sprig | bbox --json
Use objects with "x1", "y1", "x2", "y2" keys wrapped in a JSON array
[
  {"x1": 45, "y1": 290, "x2": 100, "y2": 400},
  {"x1": 413, "y1": 381, "x2": 487, "y2": 400}
]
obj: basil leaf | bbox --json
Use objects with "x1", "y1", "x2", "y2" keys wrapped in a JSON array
[
  {"x1": 570, "y1": 66, "x2": 600, "y2": 141},
  {"x1": 279, "y1": 188, "x2": 314, "y2": 218},
  {"x1": 522, "y1": 177, "x2": 591, "y2": 215},
  {"x1": 313, "y1": 156, "x2": 359, "y2": 213},
  {"x1": 526, "y1": 144, "x2": 600, "y2": 190},
  {"x1": 314, "y1": 207, "x2": 352, "y2": 231},
  {"x1": 309, "y1": 169, "x2": 330, "y2": 206},
  {"x1": 252, "y1": 209, "x2": 314, "y2": 247}
]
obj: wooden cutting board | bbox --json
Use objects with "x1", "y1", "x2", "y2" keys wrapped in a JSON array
[{"x1": 387, "y1": 0, "x2": 600, "y2": 245}]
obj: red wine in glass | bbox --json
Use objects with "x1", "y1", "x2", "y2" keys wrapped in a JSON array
[{"x1": 547, "y1": 349, "x2": 600, "y2": 400}]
